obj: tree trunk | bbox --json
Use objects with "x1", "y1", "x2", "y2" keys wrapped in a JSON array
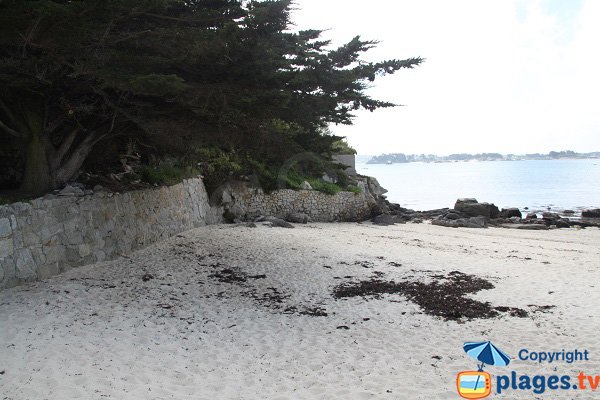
[
  {"x1": 20, "y1": 133, "x2": 54, "y2": 195},
  {"x1": 54, "y1": 138, "x2": 96, "y2": 188},
  {"x1": 20, "y1": 130, "x2": 99, "y2": 196}
]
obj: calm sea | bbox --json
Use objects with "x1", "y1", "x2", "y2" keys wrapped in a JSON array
[{"x1": 356, "y1": 157, "x2": 600, "y2": 212}]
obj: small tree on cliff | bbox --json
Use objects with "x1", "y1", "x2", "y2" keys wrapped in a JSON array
[{"x1": 0, "y1": 0, "x2": 422, "y2": 195}]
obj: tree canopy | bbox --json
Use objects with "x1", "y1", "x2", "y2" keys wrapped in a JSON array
[{"x1": 0, "y1": 0, "x2": 422, "y2": 195}]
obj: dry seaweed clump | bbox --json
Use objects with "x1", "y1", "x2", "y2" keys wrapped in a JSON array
[{"x1": 333, "y1": 271, "x2": 528, "y2": 321}]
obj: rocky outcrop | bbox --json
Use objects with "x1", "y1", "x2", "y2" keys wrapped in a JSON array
[
  {"x1": 500, "y1": 223, "x2": 549, "y2": 230},
  {"x1": 372, "y1": 213, "x2": 405, "y2": 226},
  {"x1": 263, "y1": 216, "x2": 294, "y2": 228},
  {"x1": 300, "y1": 181, "x2": 313, "y2": 190},
  {"x1": 432, "y1": 216, "x2": 487, "y2": 228},
  {"x1": 285, "y1": 212, "x2": 310, "y2": 224},
  {"x1": 370, "y1": 197, "x2": 600, "y2": 230},
  {"x1": 454, "y1": 198, "x2": 500, "y2": 218},
  {"x1": 582, "y1": 209, "x2": 600, "y2": 218},
  {"x1": 366, "y1": 176, "x2": 388, "y2": 198},
  {"x1": 499, "y1": 208, "x2": 522, "y2": 219},
  {"x1": 538, "y1": 212, "x2": 572, "y2": 228},
  {"x1": 542, "y1": 212, "x2": 561, "y2": 220}
]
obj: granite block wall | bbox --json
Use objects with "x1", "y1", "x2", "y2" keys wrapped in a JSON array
[
  {"x1": 223, "y1": 178, "x2": 377, "y2": 222},
  {"x1": 0, "y1": 178, "x2": 221, "y2": 289},
  {"x1": 0, "y1": 175, "x2": 384, "y2": 289}
]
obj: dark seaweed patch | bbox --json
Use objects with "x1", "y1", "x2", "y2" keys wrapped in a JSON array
[{"x1": 333, "y1": 271, "x2": 528, "y2": 321}]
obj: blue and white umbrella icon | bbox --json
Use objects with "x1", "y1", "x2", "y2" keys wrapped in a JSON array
[
  {"x1": 463, "y1": 341, "x2": 511, "y2": 394},
  {"x1": 464, "y1": 341, "x2": 511, "y2": 371}
]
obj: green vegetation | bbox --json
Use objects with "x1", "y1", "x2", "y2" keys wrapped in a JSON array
[
  {"x1": 331, "y1": 140, "x2": 358, "y2": 155},
  {"x1": 346, "y1": 185, "x2": 362, "y2": 194},
  {"x1": 189, "y1": 147, "x2": 244, "y2": 192},
  {"x1": 309, "y1": 181, "x2": 342, "y2": 196},
  {"x1": 283, "y1": 169, "x2": 360, "y2": 196},
  {"x1": 0, "y1": 0, "x2": 421, "y2": 195}
]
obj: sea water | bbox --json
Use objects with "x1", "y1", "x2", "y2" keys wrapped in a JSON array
[{"x1": 356, "y1": 157, "x2": 600, "y2": 212}]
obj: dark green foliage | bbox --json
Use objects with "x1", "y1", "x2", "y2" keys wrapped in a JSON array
[
  {"x1": 192, "y1": 146, "x2": 244, "y2": 192},
  {"x1": 282, "y1": 169, "x2": 360, "y2": 196},
  {"x1": 281, "y1": 169, "x2": 308, "y2": 189},
  {"x1": 0, "y1": 0, "x2": 422, "y2": 195},
  {"x1": 331, "y1": 139, "x2": 357, "y2": 155},
  {"x1": 139, "y1": 164, "x2": 199, "y2": 186},
  {"x1": 346, "y1": 185, "x2": 362, "y2": 194},
  {"x1": 309, "y1": 180, "x2": 342, "y2": 196}
]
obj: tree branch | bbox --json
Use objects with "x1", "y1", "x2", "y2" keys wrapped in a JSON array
[
  {"x1": 54, "y1": 127, "x2": 81, "y2": 162},
  {"x1": 108, "y1": 106, "x2": 118, "y2": 134},
  {"x1": 91, "y1": 87, "x2": 146, "y2": 131},
  {"x1": 20, "y1": 16, "x2": 42, "y2": 58},
  {"x1": 137, "y1": 12, "x2": 232, "y2": 24},
  {"x1": 46, "y1": 117, "x2": 70, "y2": 137},
  {"x1": 0, "y1": 118, "x2": 24, "y2": 138},
  {"x1": 55, "y1": 136, "x2": 96, "y2": 186},
  {"x1": 111, "y1": 30, "x2": 153, "y2": 45},
  {"x1": 0, "y1": 97, "x2": 18, "y2": 127}
]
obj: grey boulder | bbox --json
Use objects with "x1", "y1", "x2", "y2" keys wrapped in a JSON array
[
  {"x1": 371, "y1": 214, "x2": 404, "y2": 226},
  {"x1": 300, "y1": 181, "x2": 313, "y2": 190},
  {"x1": 555, "y1": 219, "x2": 571, "y2": 229},
  {"x1": 499, "y1": 208, "x2": 522, "y2": 219},
  {"x1": 286, "y1": 212, "x2": 310, "y2": 224},
  {"x1": 502, "y1": 223, "x2": 549, "y2": 230},
  {"x1": 582, "y1": 209, "x2": 600, "y2": 218},
  {"x1": 454, "y1": 198, "x2": 500, "y2": 218},
  {"x1": 263, "y1": 216, "x2": 294, "y2": 228},
  {"x1": 432, "y1": 215, "x2": 487, "y2": 228},
  {"x1": 444, "y1": 211, "x2": 463, "y2": 220},
  {"x1": 58, "y1": 185, "x2": 85, "y2": 196}
]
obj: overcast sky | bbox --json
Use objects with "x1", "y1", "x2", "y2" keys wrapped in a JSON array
[{"x1": 291, "y1": 0, "x2": 600, "y2": 156}]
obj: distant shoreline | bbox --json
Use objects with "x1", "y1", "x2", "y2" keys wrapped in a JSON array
[
  {"x1": 365, "y1": 151, "x2": 600, "y2": 164},
  {"x1": 355, "y1": 157, "x2": 600, "y2": 212}
]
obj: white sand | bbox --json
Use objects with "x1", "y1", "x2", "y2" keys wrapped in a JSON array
[{"x1": 1, "y1": 222, "x2": 600, "y2": 399}]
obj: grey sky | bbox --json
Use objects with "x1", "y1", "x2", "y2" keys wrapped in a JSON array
[{"x1": 291, "y1": 0, "x2": 600, "y2": 155}]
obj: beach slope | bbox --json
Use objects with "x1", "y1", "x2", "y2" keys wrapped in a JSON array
[{"x1": 1, "y1": 223, "x2": 599, "y2": 399}]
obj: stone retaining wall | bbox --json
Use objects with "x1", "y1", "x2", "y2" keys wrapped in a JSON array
[
  {"x1": 0, "y1": 178, "x2": 222, "y2": 289},
  {"x1": 222, "y1": 178, "x2": 379, "y2": 222},
  {"x1": 0, "y1": 175, "x2": 386, "y2": 289}
]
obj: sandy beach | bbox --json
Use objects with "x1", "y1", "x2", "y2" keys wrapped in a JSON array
[{"x1": 1, "y1": 222, "x2": 599, "y2": 399}]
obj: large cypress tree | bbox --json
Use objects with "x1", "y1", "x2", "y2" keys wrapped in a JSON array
[{"x1": 0, "y1": 0, "x2": 422, "y2": 195}]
